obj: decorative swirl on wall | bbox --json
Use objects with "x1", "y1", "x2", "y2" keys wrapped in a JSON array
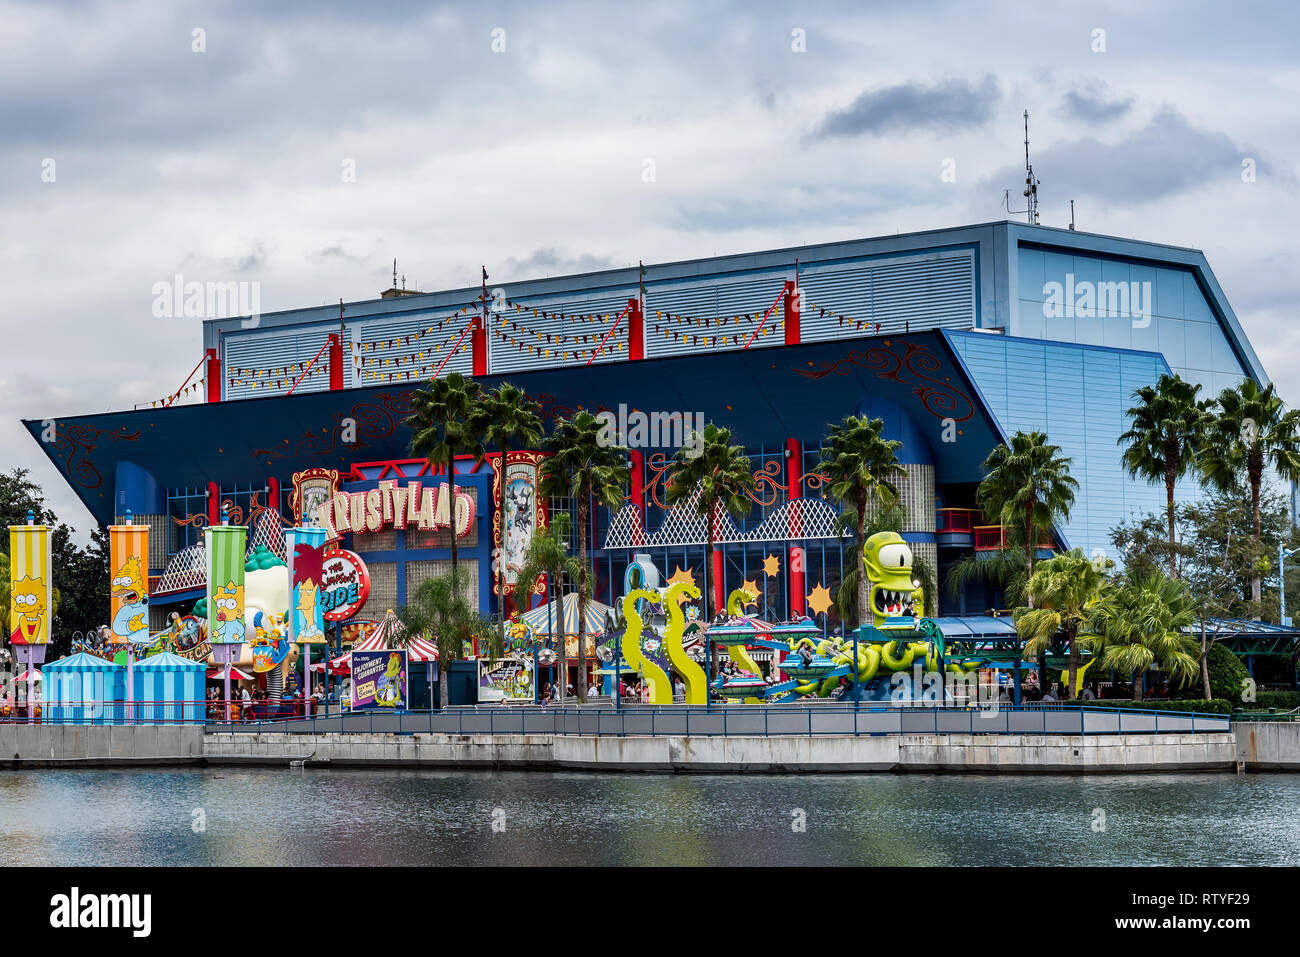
[
  {"x1": 46, "y1": 424, "x2": 141, "y2": 490},
  {"x1": 745, "y1": 459, "x2": 786, "y2": 507},
  {"x1": 251, "y1": 393, "x2": 415, "y2": 461},
  {"x1": 792, "y1": 341, "x2": 975, "y2": 422}
]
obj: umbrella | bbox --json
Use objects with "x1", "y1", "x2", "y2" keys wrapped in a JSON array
[
  {"x1": 520, "y1": 593, "x2": 615, "y2": 638},
  {"x1": 207, "y1": 667, "x2": 253, "y2": 681}
]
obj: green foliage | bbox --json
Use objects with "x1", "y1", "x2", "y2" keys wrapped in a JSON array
[
  {"x1": 664, "y1": 422, "x2": 754, "y2": 617},
  {"x1": 977, "y1": 430, "x2": 1078, "y2": 546},
  {"x1": 1091, "y1": 570, "x2": 1201, "y2": 698},
  {"x1": 1065, "y1": 698, "x2": 1236, "y2": 715},
  {"x1": 1014, "y1": 548, "x2": 1112, "y2": 691},
  {"x1": 398, "y1": 567, "x2": 498, "y2": 706},
  {"x1": 944, "y1": 546, "x2": 1029, "y2": 610},
  {"x1": 1117, "y1": 373, "x2": 1212, "y2": 576},
  {"x1": 1180, "y1": 641, "x2": 1252, "y2": 701},
  {"x1": 245, "y1": 544, "x2": 284, "y2": 572}
]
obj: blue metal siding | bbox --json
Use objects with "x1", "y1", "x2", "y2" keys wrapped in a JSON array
[{"x1": 948, "y1": 332, "x2": 1183, "y2": 557}]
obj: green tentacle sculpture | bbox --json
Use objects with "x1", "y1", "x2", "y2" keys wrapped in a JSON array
[
  {"x1": 621, "y1": 588, "x2": 673, "y2": 704},
  {"x1": 663, "y1": 581, "x2": 707, "y2": 704}
]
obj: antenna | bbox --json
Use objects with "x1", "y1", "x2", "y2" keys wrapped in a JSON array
[
  {"x1": 392, "y1": 259, "x2": 398, "y2": 289},
  {"x1": 1022, "y1": 110, "x2": 1040, "y2": 225},
  {"x1": 1001, "y1": 109, "x2": 1041, "y2": 225},
  {"x1": 1069, "y1": 199, "x2": 1076, "y2": 231}
]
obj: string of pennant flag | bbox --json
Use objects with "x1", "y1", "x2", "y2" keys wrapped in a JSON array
[
  {"x1": 493, "y1": 325, "x2": 626, "y2": 361},
  {"x1": 148, "y1": 379, "x2": 205, "y2": 408}
]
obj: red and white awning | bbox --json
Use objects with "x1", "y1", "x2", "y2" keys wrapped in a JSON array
[{"x1": 329, "y1": 610, "x2": 439, "y2": 671}]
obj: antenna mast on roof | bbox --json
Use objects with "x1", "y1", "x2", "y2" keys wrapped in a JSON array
[
  {"x1": 1001, "y1": 109, "x2": 1041, "y2": 225},
  {"x1": 1022, "y1": 110, "x2": 1040, "y2": 225}
]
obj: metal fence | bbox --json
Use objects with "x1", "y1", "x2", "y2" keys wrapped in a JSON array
[{"x1": 205, "y1": 704, "x2": 1232, "y2": 737}]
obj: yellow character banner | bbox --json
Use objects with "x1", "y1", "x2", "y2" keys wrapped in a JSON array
[
  {"x1": 9, "y1": 524, "x2": 52, "y2": 645},
  {"x1": 109, "y1": 524, "x2": 150, "y2": 643}
]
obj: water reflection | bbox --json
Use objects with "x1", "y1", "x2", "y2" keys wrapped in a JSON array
[{"x1": 0, "y1": 769, "x2": 1295, "y2": 866}]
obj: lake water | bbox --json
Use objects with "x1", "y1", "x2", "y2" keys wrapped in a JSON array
[{"x1": 1, "y1": 768, "x2": 1296, "y2": 866}]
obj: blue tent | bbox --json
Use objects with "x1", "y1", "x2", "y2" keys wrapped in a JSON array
[
  {"x1": 42, "y1": 652, "x2": 125, "y2": 725},
  {"x1": 133, "y1": 652, "x2": 207, "y2": 725}
]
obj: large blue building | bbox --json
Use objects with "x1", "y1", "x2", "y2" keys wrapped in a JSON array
[{"x1": 27, "y1": 221, "x2": 1265, "y2": 639}]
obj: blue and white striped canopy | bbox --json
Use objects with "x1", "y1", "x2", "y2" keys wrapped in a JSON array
[{"x1": 520, "y1": 593, "x2": 615, "y2": 637}]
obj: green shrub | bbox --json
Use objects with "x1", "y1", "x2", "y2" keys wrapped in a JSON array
[
  {"x1": 1169, "y1": 642, "x2": 1250, "y2": 701},
  {"x1": 1061, "y1": 698, "x2": 1234, "y2": 715}
]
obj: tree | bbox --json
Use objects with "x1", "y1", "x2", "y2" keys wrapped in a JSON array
[
  {"x1": 404, "y1": 372, "x2": 485, "y2": 596},
  {"x1": 977, "y1": 431, "x2": 1078, "y2": 604},
  {"x1": 665, "y1": 423, "x2": 756, "y2": 674},
  {"x1": 1091, "y1": 571, "x2": 1200, "y2": 701},
  {"x1": 540, "y1": 411, "x2": 629, "y2": 702},
  {"x1": 1013, "y1": 548, "x2": 1112, "y2": 698},
  {"x1": 944, "y1": 546, "x2": 1030, "y2": 613},
  {"x1": 472, "y1": 382, "x2": 543, "y2": 645},
  {"x1": 515, "y1": 512, "x2": 586, "y2": 704},
  {"x1": 818, "y1": 415, "x2": 906, "y2": 626},
  {"x1": 1117, "y1": 373, "x2": 1212, "y2": 578},
  {"x1": 0, "y1": 468, "x2": 56, "y2": 541},
  {"x1": 398, "y1": 568, "x2": 498, "y2": 708},
  {"x1": 1199, "y1": 379, "x2": 1300, "y2": 604}
]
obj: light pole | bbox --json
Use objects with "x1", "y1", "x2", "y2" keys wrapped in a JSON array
[{"x1": 1280, "y1": 544, "x2": 1300, "y2": 626}]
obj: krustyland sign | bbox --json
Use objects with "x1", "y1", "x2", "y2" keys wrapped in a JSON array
[{"x1": 312, "y1": 479, "x2": 475, "y2": 540}]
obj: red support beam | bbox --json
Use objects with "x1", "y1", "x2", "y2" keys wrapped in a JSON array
[
  {"x1": 205, "y1": 348, "x2": 221, "y2": 403},
  {"x1": 328, "y1": 334, "x2": 343, "y2": 391},
  {"x1": 628, "y1": 297, "x2": 644, "y2": 360},
  {"x1": 206, "y1": 481, "x2": 220, "y2": 527},
  {"x1": 628, "y1": 449, "x2": 645, "y2": 528},
  {"x1": 267, "y1": 477, "x2": 281, "y2": 516},
  {"x1": 472, "y1": 314, "x2": 487, "y2": 376},
  {"x1": 783, "y1": 279, "x2": 800, "y2": 346},
  {"x1": 712, "y1": 545, "x2": 725, "y2": 616},
  {"x1": 786, "y1": 437, "x2": 805, "y2": 616}
]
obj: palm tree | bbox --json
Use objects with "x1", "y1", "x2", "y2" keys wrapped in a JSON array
[
  {"x1": 539, "y1": 411, "x2": 629, "y2": 702},
  {"x1": 514, "y1": 512, "x2": 586, "y2": 704},
  {"x1": 665, "y1": 423, "x2": 756, "y2": 679},
  {"x1": 1199, "y1": 379, "x2": 1300, "y2": 603},
  {"x1": 818, "y1": 415, "x2": 907, "y2": 626},
  {"x1": 472, "y1": 383, "x2": 543, "y2": 642},
  {"x1": 834, "y1": 504, "x2": 935, "y2": 627},
  {"x1": 977, "y1": 431, "x2": 1078, "y2": 605},
  {"x1": 1014, "y1": 548, "x2": 1112, "y2": 698},
  {"x1": 1117, "y1": 373, "x2": 1212, "y2": 578},
  {"x1": 666, "y1": 422, "x2": 755, "y2": 613},
  {"x1": 1091, "y1": 571, "x2": 1200, "y2": 701},
  {"x1": 403, "y1": 372, "x2": 485, "y2": 590},
  {"x1": 944, "y1": 546, "x2": 1029, "y2": 613},
  {"x1": 398, "y1": 568, "x2": 499, "y2": 708}
]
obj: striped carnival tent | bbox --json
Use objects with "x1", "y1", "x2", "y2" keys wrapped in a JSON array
[
  {"x1": 42, "y1": 652, "x2": 125, "y2": 725},
  {"x1": 520, "y1": 593, "x2": 615, "y2": 640},
  {"x1": 133, "y1": 652, "x2": 207, "y2": 725},
  {"x1": 330, "y1": 610, "x2": 440, "y2": 670}
]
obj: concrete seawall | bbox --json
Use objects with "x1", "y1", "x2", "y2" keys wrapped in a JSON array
[
  {"x1": 0, "y1": 724, "x2": 1279, "y2": 772},
  {"x1": 0, "y1": 724, "x2": 204, "y2": 767},
  {"x1": 1234, "y1": 721, "x2": 1300, "y2": 770},
  {"x1": 200, "y1": 730, "x2": 1239, "y2": 773}
]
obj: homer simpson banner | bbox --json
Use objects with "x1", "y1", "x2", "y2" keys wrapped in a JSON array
[
  {"x1": 109, "y1": 523, "x2": 150, "y2": 643},
  {"x1": 206, "y1": 524, "x2": 248, "y2": 645},
  {"x1": 8, "y1": 523, "x2": 52, "y2": 645},
  {"x1": 286, "y1": 526, "x2": 327, "y2": 644}
]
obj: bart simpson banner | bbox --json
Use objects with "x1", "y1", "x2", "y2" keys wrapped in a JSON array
[
  {"x1": 286, "y1": 526, "x2": 327, "y2": 645},
  {"x1": 8, "y1": 524, "x2": 52, "y2": 645},
  {"x1": 109, "y1": 523, "x2": 150, "y2": 643},
  {"x1": 206, "y1": 524, "x2": 248, "y2": 645}
]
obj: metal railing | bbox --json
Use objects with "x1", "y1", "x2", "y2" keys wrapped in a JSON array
[{"x1": 204, "y1": 704, "x2": 1232, "y2": 737}]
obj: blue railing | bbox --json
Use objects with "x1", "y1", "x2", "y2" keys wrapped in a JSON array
[{"x1": 205, "y1": 704, "x2": 1232, "y2": 737}]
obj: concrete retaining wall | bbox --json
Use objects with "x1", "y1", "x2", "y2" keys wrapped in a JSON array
[
  {"x1": 0, "y1": 724, "x2": 204, "y2": 767},
  {"x1": 202, "y1": 731, "x2": 1236, "y2": 773},
  {"x1": 1233, "y1": 721, "x2": 1300, "y2": 770}
]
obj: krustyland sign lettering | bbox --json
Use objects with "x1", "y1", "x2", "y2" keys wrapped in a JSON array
[{"x1": 313, "y1": 479, "x2": 475, "y2": 540}]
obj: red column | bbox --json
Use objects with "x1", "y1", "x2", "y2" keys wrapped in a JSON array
[
  {"x1": 205, "y1": 347, "x2": 221, "y2": 403},
  {"x1": 628, "y1": 297, "x2": 644, "y2": 360},
  {"x1": 628, "y1": 449, "x2": 645, "y2": 529},
  {"x1": 787, "y1": 438, "x2": 805, "y2": 616},
  {"x1": 328, "y1": 334, "x2": 343, "y2": 391},
  {"x1": 472, "y1": 315, "x2": 487, "y2": 376},
  {"x1": 267, "y1": 477, "x2": 281, "y2": 516},
  {"x1": 712, "y1": 545, "x2": 725, "y2": 616},
  {"x1": 206, "y1": 481, "x2": 220, "y2": 527},
  {"x1": 783, "y1": 280, "x2": 800, "y2": 346}
]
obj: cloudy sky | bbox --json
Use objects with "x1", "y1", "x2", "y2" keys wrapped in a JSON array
[{"x1": 3, "y1": 0, "x2": 1298, "y2": 535}]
